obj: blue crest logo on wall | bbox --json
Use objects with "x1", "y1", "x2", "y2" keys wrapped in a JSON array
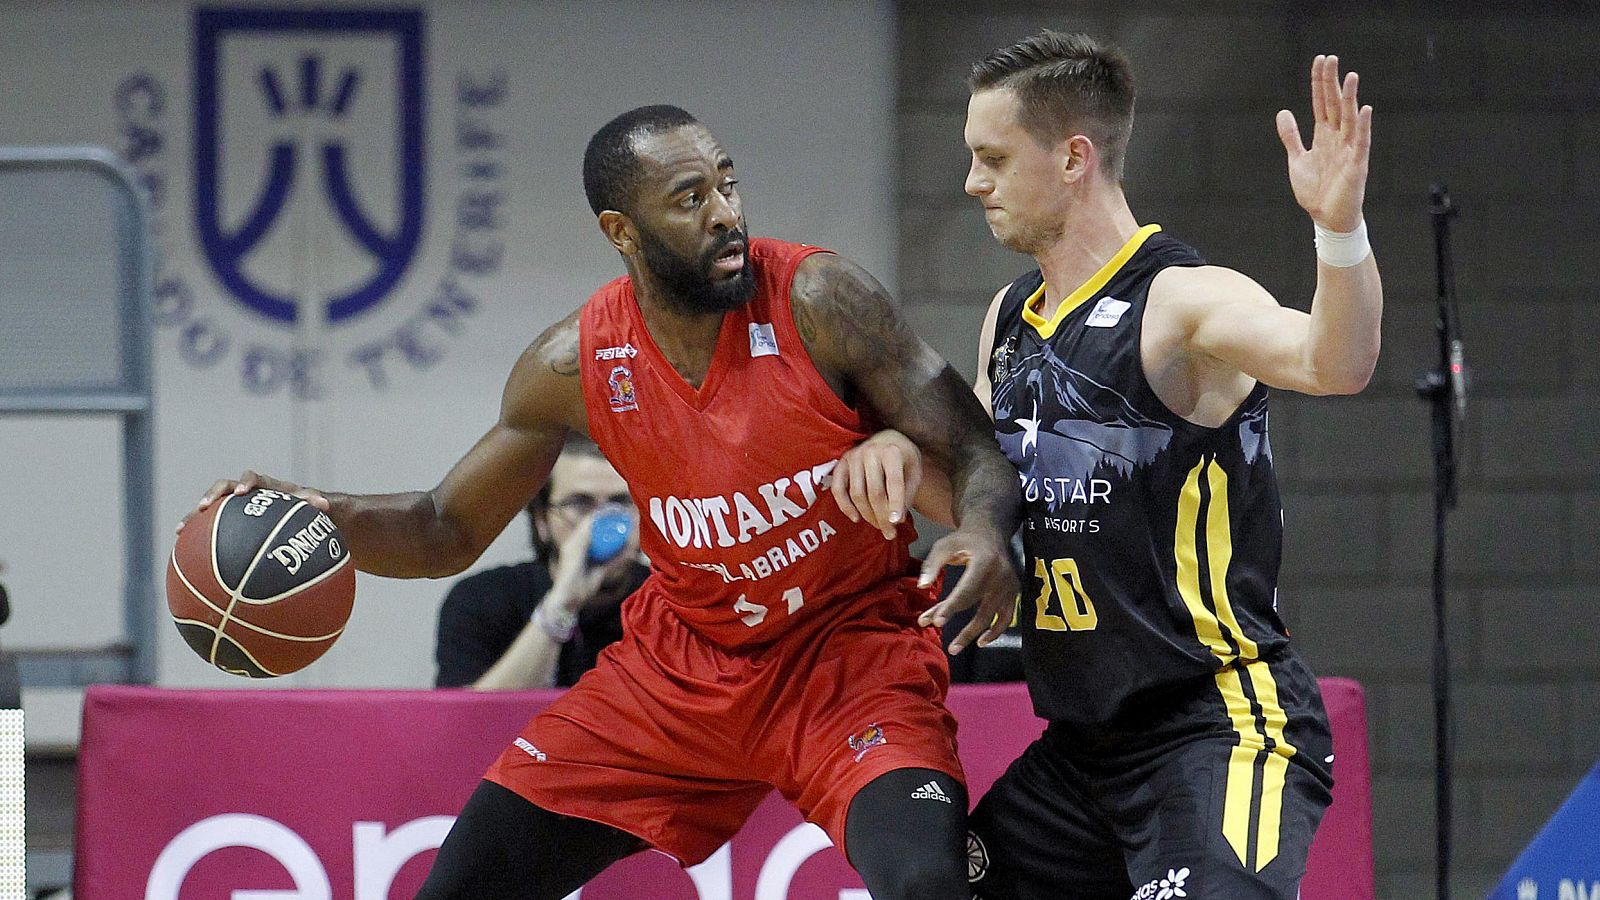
[
  {"x1": 115, "y1": 5, "x2": 510, "y2": 397},
  {"x1": 194, "y1": 7, "x2": 425, "y2": 325}
]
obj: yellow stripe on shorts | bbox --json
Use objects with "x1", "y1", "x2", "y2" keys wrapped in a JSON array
[{"x1": 1215, "y1": 660, "x2": 1298, "y2": 872}]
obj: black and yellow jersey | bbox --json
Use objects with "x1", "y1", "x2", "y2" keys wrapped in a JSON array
[{"x1": 988, "y1": 224, "x2": 1290, "y2": 727}]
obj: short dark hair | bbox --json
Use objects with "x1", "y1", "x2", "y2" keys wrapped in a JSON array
[
  {"x1": 582, "y1": 105, "x2": 700, "y2": 215},
  {"x1": 526, "y1": 434, "x2": 609, "y2": 562},
  {"x1": 968, "y1": 31, "x2": 1136, "y2": 181}
]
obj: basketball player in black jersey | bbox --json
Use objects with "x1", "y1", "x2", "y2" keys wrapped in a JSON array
[{"x1": 830, "y1": 32, "x2": 1382, "y2": 899}]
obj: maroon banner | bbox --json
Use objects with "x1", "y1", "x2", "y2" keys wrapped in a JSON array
[
  {"x1": 1302, "y1": 678, "x2": 1375, "y2": 900},
  {"x1": 75, "y1": 680, "x2": 1370, "y2": 898}
]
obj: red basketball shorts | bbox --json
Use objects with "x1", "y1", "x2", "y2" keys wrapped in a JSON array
[{"x1": 484, "y1": 577, "x2": 964, "y2": 866}]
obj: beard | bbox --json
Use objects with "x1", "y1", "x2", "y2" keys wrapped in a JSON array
[
  {"x1": 637, "y1": 224, "x2": 757, "y2": 315},
  {"x1": 993, "y1": 217, "x2": 1064, "y2": 256}
]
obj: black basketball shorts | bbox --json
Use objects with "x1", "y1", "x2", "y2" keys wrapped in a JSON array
[{"x1": 968, "y1": 652, "x2": 1334, "y2": 900}]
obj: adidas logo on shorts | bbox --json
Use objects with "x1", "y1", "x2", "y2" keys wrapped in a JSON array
[{"x1": 912, "y1": 780, "x2": 953, "y2": 803}]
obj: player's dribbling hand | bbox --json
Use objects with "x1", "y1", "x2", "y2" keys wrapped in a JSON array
[
  {"x1": 917, "y1": 526, "x2": 1019, "y2": 656},
  {"x1": 831, "y1": 429, "x2": 922, "y2": 540},
  {"x1": 179, "y1": 471, "x2": 330, "y2": 533}
]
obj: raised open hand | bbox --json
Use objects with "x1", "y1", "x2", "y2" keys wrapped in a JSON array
[{"x1": 1275, "y1": 54, "x2": 1373, "y2": 233}]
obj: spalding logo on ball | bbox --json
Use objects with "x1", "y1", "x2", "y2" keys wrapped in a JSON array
[{"x1": 167, "y1": 488, "x2": 356, "y2": 677}]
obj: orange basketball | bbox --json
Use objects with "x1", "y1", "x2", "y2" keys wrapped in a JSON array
[{"x1": 167, "y1": 488, "x2": 356, "y2": 677}]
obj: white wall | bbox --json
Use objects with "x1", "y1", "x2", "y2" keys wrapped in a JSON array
[{"x1": 0, "y1": 0, "x2": 896, "y2": 714}]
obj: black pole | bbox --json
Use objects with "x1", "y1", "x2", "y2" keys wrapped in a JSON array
[
  {"x1": 1417, "y1": 184, "x2": 1464, "y2": 900},
  {"x1": 0, "y1": 580, "x2": 15, "y2": 711}
]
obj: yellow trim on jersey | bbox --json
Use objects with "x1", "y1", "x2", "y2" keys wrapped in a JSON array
[
  {"x1": 1216, "y1": 660, "x2": 1299, "y2": 873},
  {"x1": 1179, "y1": 458, "x2": 1298, "y2": 871},
  {"x1": 1175, "y1": 457, "x2": 1259, "y2": 665},
  {"x1": 1175, "y1": 459, "x2": 1230, "y2": 661},
  {"x1": 1021, "y1": 223, "x2": 1163, "y2": 339},
  {"x1": 1203, "y1": 461, "x2": 1259, "y2": 659}
]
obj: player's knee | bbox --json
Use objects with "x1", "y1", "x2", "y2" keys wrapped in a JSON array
[
  {"x1": 846, "y1": 768, "x2": 969, "y2": 899},
  {"x1": 876, "y1": 851, "x2": 968, "y2": 900}
]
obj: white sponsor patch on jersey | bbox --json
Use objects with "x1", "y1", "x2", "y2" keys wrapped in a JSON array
[
  {"x1": 1085, "y1": 296, "x2": 1131, "y2": 328},
  {"x1": 749, "y1": 322, "x2": 780, "y2": 357}
]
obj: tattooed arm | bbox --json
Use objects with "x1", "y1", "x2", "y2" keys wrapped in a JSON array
[
  {"x1": 831, "y1": 285, "x2": 1009, "y2": 532},
  {"x1": 185, "y1": 309, "x2": 587, "y2": 579},
  {"x1": 794, "y1": 253, "x2": 1021, "y2": 653}
]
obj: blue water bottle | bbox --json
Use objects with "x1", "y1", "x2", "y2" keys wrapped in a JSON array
[{"x1": 587, "y1": 507, "x2": 632, "y2": 565}]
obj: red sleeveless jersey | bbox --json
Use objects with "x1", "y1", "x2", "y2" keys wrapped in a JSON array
[{"x1": 580, "y1": 238, "x2": 919, "y2": 649}]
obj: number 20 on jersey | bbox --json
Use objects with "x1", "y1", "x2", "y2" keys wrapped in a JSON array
[{"x1": 1032, "y1": 557, "x2": 1098, "y2": 632}]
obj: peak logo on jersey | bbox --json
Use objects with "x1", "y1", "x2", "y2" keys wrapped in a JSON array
[
  {"x1": 595, "y1": 343, "x2": 638, "y2": 361},
  {"x1": 847, "y1": 723, "x2": 886, "y2": 761},
  {"x1": 608, "y1": 365, "x2": 639, "y2": 412},
  {"x1": 749, "y1": 322, "x2": 780, "y2": 358},
  {"x1": 1085, "y1": 296, "x2": 1131, "y2": 328}
]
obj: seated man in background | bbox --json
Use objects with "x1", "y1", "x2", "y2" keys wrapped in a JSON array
[{"x1": 435, "y1": 436, "x2": 646, "y2": 689}]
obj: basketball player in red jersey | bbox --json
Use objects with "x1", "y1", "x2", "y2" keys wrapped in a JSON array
[{"x1": 186, "y1": 105, "x2": 1021, "y2": 899}]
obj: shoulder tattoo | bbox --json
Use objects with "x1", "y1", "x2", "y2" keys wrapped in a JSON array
[
  {"x1": 793, "y1": 255, "x2": 915, "y2": 369},
  {"x1": 529, "y1": 309, "x2": 582, "y2": 379}
]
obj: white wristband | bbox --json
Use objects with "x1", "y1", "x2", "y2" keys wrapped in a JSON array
[
  {"x1": 533, "y1": 603, "x2": 577, "y2": 643},
  {"x1": 1314, "y1": 219, "x2": 1371, "y2": 268}
]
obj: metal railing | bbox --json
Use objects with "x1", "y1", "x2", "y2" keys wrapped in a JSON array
[{"x1": 0, "y1": 147, "x2": 156, "y2": 686}]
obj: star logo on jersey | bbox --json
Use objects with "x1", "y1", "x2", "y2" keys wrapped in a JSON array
[
  {"x1": 1017, "y1": 398, "x2": 1041, "y2": 457},
  {"x1": 608, "y1": 364, "x2": 639, "y2": 412},
  {"x1": 847, "y1": 723, "x2": 886, "y2": 761}
]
